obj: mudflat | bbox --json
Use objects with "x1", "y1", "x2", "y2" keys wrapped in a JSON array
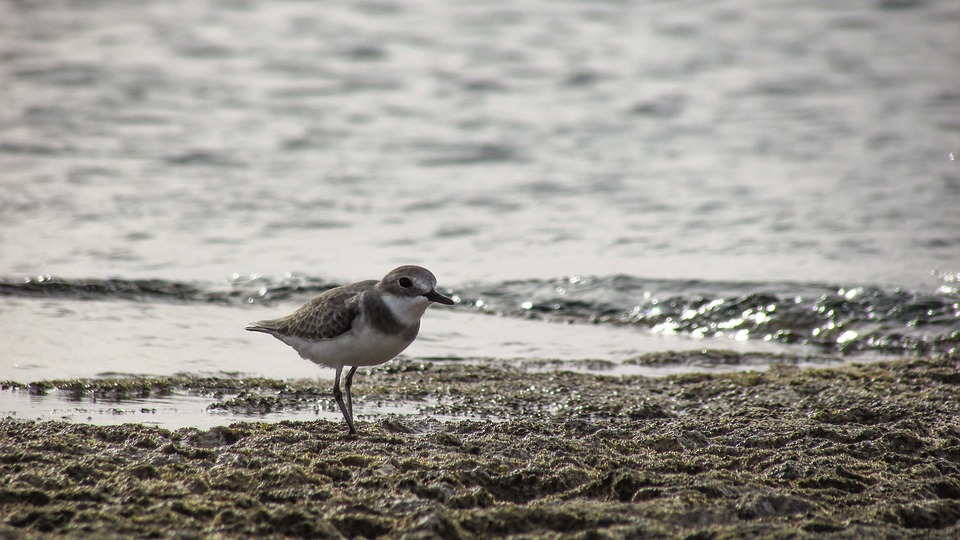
[{"x1": 2, "y1": 354, "x2": 959, "y2": 538}]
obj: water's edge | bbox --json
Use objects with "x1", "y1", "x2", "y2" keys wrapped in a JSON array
[{"x1": 3, "y1": 273, "x2": 957, "y2": 356}]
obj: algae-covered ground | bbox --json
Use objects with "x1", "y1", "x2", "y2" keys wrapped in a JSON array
[{"x1": 2, "y1": 354, "x2": 960, "y2": 538}]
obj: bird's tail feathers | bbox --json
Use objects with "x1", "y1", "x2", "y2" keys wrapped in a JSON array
[{"x1": 245, "y1": 322, "x2": 275, "y2": 334}]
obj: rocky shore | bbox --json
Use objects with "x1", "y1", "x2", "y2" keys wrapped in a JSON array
[{"x1": 2, "y1": 353, "x2": 959, "y2": 538}]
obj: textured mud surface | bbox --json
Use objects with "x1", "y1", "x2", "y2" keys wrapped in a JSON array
[{"x1": 2, "y1": 354, "x2": 960, "y2": 538}]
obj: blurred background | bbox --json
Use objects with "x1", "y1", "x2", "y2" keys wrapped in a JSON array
[{"x1": 1, "y1": 0, "x2": 958, "y2": 287}]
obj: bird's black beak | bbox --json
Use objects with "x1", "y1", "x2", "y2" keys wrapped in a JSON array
[{"x1": 425, "y1": 289, "x2": 455, "y2": 305}]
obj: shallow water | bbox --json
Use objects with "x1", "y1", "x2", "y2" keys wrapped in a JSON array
[
  {"x1": 2, "y1": 293, "x2": 807, "y2": 380},
  {"x1": 0, "y1": 387, "x2": 434, "y2": 430},
  {"x1": 1, "y1": 0, "x2": 959, "y2": 426}
]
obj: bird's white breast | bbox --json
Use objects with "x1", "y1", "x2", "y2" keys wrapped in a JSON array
[{"x1": 279, "y1": 313, "x2": 417, "y2": 369}]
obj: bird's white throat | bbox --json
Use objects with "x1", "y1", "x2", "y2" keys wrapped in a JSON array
[{"x1": 380, "y1": 292, "x2": 430, "y2": 326}]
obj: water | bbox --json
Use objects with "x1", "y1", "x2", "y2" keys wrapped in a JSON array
[{"x1": 1, "y1": 0, "x2": 958, "y2": 426}]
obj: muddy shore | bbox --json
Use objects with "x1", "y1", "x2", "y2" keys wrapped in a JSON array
[{"x1": 2, "y1": 353, "x2": 960, "y2": 538}]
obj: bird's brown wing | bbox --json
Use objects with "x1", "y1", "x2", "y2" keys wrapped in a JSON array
[{"x1": 247, "y1": 281, "x2": 374, "y2": 340}]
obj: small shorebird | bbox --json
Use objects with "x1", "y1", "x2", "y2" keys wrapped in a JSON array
[{"x1": 245, "y1": 265, "x2": 454, "y2": 434}]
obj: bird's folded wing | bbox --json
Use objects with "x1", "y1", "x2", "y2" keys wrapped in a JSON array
[{"x1": 249, "y1": 284, "x2": 366, "y2": 340}]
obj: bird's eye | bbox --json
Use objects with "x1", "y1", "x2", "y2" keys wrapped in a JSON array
[{"x1": 398, "y1": 277, "x2": 413, "y2": 288}]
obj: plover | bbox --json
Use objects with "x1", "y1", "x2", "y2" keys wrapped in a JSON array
[{"x1": 246, "y1": 265, "x2": 454, "y2": 434}]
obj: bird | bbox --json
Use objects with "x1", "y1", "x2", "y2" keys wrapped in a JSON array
[{"x1": 245, "y1": 265, "x2": 454, "y2": 434}]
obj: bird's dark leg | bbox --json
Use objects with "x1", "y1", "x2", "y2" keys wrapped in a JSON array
[
  {"x1": 344, "y1": 365, "x2": 358, "y2": 422},
  {"x1": 332, "y1": 366, "x2": 356, "y2": 434}
]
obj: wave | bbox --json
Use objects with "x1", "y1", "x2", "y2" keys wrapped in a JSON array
[
  {"x1": 2, "y1": 274, "x2": 958, "y2": 356},
  {"x1": 451, "y1": 275, "x2": 960, "y2": 356},
  {"x1": 0, "y1": 275, "x2": 334, "y2": 305}
]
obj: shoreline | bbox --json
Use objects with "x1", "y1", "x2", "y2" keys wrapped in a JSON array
[{"x1": 2, "y1": 354, "x2": 959, "y2": 538}]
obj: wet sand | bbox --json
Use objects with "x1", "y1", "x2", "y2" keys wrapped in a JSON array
[{"x1": 2, "y1": 353, "x2": 960, "y2": 538}]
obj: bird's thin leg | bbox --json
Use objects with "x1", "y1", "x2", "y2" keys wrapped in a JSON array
[
  {"x1": 332, "y1": 366, "x2": 356, "y2": 434},
  {"x1": 344, "y1": 365, "x2": 358, "y2": 422}
]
